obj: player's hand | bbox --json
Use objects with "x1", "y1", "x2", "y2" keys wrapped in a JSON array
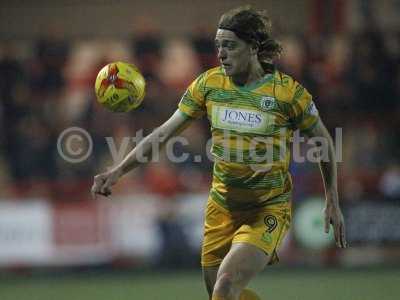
[
  {"x1": 323, "y1": 202, "x2": 347, "y2": 248},
  {"x1": 91, "y1": 168, "x2": 122, "y2": 199}
]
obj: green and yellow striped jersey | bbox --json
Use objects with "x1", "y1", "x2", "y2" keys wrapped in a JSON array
[{"x1": 178, "y1": 66, "x2": 319, "y2": 211}]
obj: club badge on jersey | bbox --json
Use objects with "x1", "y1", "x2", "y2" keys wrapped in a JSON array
[{"x1": 260, "y1": 96, "x2": 275, "y2": 111}]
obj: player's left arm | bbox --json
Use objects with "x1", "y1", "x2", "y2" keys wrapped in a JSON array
[{"x1": 305, "y1": 118, "x2": 347, "y2": 248}]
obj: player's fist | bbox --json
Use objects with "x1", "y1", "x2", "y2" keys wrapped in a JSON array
[{"x1": 91, "y1": 169, "x2": 122, "y2": 199}]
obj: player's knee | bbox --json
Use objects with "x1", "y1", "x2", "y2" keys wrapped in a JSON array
[{"x1": 213, "y1": 272, "x2": 240, "y2": 298}]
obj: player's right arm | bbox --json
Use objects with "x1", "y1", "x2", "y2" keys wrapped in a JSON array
[
  {"x1": 91, "y1": 109, "x2": 193, "y2": 198},
  {"x1": 92, "y1": 70, "x2": 208, "y2": 198}
]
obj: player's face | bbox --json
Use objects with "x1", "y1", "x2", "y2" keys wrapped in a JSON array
[{"x1": 215, "y1": 29, "x2": 253, "y2": 77}]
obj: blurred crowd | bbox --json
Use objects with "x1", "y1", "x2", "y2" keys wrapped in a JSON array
[{"x1": 0, "y1": 24, "x2": 399, "y2": 204}]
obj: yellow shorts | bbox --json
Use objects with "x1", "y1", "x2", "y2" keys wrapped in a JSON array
[{"x1": 201, "y1": 198, "x2": 291, "y2": 267}]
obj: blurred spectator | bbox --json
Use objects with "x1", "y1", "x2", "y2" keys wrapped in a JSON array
[
  {"x1": 159, "y1": 38, "x2": 200, "y2": 90},
  {"x1": 191, "y1": 26, "x2": 219, "y2": 71},
  {"x1": 30, "y1": 27, "x2": 70, "y2": 94},
  {"x1": 349, "y1": 30, "x2": 397, "y2": 114},
  {"x1": 131, "y1": 17, "x2": 163, "y2": 79},
  {"x1": 380, "y1": 164, "x2": 400, "y2": 201},
  {"x1": 0, "y1": 44, "x2": 30, "y2": 180}
]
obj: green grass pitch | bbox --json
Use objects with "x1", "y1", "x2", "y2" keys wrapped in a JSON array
[{"x1": 0, "y1": 268, "x2": 398, "y2": 300}]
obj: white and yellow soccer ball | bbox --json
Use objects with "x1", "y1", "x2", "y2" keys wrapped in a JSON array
[{"x1": 94, "y1": 61, "x2": 146, "y2": 112}]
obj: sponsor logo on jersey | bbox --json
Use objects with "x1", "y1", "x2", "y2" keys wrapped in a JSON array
[
  {"x1": 212, "y1": 106, "x2": 274, "y2": 134},
  {"x1": 221, "y1": 109, "x2": 263, "y2": 126}
]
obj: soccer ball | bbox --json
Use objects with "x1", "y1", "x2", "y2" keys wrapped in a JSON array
[{"x1": 94, "y1": 61, "x2": 146, "y2": 112}]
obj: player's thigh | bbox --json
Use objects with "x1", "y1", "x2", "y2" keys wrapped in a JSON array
[
  {"x1": 202, "y1": 199, "x2": 234, "y2": 267},
  {"x1": 216, "y1": 242, "x2": 269, "y2": 288},
  {"x1": 203, "y1": 265, "x2": 219, "y2": 298}
]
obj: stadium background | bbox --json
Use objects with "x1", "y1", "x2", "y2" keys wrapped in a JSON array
[{"x1": 0, "y1": 0, "x2": 399, "y2": 299}]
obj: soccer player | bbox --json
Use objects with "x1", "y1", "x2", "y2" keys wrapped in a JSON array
[{"x1": 91, "y1": 6, "x2": 347, "y2": 300}]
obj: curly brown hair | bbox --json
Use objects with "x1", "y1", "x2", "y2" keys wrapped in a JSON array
[{"x1": 218, "y1": 6, "x2": 282, "y2": 66}]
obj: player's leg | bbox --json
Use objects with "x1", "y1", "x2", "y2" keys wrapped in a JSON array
[
  {"x1": 203, "y1": 265, "x2": 219, "y2": 299},
  {"x1": 212, "y1": 242, "x2": 268, "y2": 300},
  {"x1": 212, "y1": 201, "x2": 292, "y2": 300},
  {"x1": 201, "y1": 199, "x2": 235, "y2": 299}
]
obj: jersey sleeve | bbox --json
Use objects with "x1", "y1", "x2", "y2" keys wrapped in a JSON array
[
  {"x1": 178, "y1": 72, "x2": 207, "y2": 119},
  {"x1": 289, "y1": 82, "x2": 319, "y2": 132}
]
